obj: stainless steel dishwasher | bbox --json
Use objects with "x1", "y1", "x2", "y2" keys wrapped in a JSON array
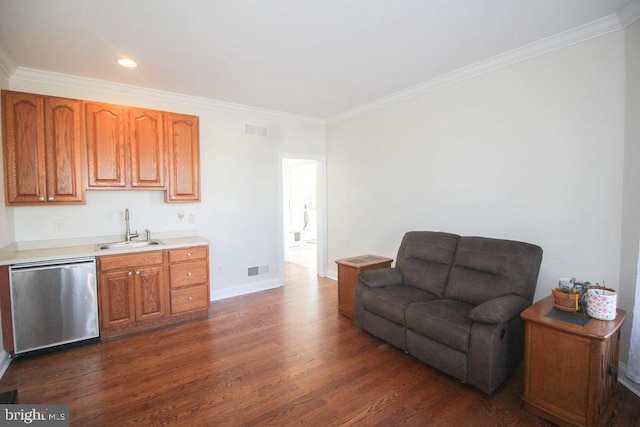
[{"x1": 9, "y1": 257, "x2": 99, "y2": 356}]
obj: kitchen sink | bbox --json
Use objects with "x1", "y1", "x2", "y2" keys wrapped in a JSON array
[{"x1": 97, "y1": 239, "x2": 164, "y2": 250}]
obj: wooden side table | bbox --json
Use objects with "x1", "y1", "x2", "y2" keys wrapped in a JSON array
[
  {"x1": 521, "y1": 296, "x2": 626, "y2": 427},
  {"x1": 335, "y1": 255, "x2": 392, "y2": 319}
]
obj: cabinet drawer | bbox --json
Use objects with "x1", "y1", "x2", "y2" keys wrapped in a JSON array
[
  {"x1": 168, "y1": 246, "x2": 208, "y2": 263},
  {"x1": 99, "y1": 250, "x2": 164, "y2": 271},
  {"x1": 169, "y1": 261, "x2": 208, "y2": 288},
  {"x1": 170, "y1": 285, "x2": 208, "y2": 314}
]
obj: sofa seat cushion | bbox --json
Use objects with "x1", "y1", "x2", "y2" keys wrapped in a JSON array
[
  {"x1": 405, "y1": 299, "x2": 475, "y2": 353},
  {"x1": 360, "y1": 285, "x2": 437, "y2": 325}
]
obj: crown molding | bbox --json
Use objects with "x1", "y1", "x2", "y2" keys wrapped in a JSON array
[
  {"x1": 9, "y1": 67, "x2": 325, "y2": 126},
  {"x1": 327, "y1": 13, "x2": 624, "y2": 124},
  {"x1": 0, "y1": 42, "x2": 17, "y2": 79},
  {"x1": 618, "y1": 0, "x2": 640, "y2": 27}
]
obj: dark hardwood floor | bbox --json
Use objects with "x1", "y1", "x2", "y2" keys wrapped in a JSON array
[{"x1": 0, "y1": 262, "x2": 638, "y2": 426}]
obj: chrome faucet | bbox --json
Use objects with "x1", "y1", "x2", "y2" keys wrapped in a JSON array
[{"x1": 124, "y1": 208, "x2": 139, "y2": 242}]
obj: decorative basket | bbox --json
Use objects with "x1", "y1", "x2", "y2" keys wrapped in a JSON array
[
  {"x1": 552, "y1": 287, "x2": 580, "y2": 312},
  {"x1": 584, "y1": 287, "x2": 617, "y2": 320}
]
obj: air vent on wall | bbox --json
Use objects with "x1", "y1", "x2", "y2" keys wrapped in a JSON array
[
  {"x1": 248, "y1": 265, "x2": 270, "y2": 276},
  {"x1": 245, "y1": 124, "x2": 268, "y2": 137}
]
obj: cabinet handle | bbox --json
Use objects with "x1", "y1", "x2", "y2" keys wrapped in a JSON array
[
  {"x1": 609, "y1": 364, "x2": 617, "y2": 379},
  {"x1": 48, "y1": 196, "x2": 54, "y2": 201},
  {"x1": 187, "y1": 296, "x2": 193, "y2": 301}
]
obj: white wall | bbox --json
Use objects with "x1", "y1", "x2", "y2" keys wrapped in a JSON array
[
  {"x1": 327, "y1": 31, "x2": 626, "y2": 346},
  {"x1": 620, "y1": 18, "x2": 640, "y2": 374},
  {"x1": 0, "y1": 64, "x2": 13, "y2": 247},
  {"x1": 0, "y1": 56, "x2": 13, "y2": 373},
  {"x1": 6, "y1": 76, "x2": 326, "y2": 299}
]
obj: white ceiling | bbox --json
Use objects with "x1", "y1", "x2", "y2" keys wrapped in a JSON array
[{"x1": 0, "y1": 0, "x2": 635, "y2": 119}]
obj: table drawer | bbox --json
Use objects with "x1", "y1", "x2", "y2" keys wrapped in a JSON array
[
  {"x1": 168, "y1": 246, "x2": 208, "y2": 263},
  {"x1": 170, "y1": 285, "x2": 208, "y2": 314},
  {"x1": 169, "y1": 260, "x2": 208, "y2": 289}
]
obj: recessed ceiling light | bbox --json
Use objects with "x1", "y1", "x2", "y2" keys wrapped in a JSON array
[{"x1": 117, "y1": 58, "x2": 137, "y2": 68}]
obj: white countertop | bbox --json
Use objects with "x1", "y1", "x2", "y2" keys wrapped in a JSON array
[{"x1": 0, "y1": 233, "x2": 209, "y2": 266}]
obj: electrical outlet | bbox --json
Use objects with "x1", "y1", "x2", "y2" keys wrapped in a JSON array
[
  {"x1": 216, "y1": 264, "x2": 223, "y2": 273},
  {"x1": 54, "y1": 219, "x2": 64, "y2": 231},
  {"x1": 188, "y1": 213, "x2": 196, "y2": 224}
]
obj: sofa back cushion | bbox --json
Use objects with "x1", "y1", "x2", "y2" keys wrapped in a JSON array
[
  {"x1": 396, "y1": 231, "x2": 460, "y2": 297},
  {"x1": 445, "y1": 236, "x2": 543, "y2": 306}
]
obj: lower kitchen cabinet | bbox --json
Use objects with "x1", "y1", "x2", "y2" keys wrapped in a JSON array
[
  {"x1": 97, "y1": 245, "x2": 209, "y2": 339},
  {"x1": 168, "y1": 246, "x2": 210, "y2": 314},
  {"x1": 0, "y1": 242, "x2": 211, "y2": 348},
  {"x1": 98, "y1": 251, "x2": 167, "y2": 331},
  {"x1": 98, "y1": 269, "x2": 135, "y2": 328}
]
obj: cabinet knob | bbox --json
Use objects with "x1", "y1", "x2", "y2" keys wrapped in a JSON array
[
  {"x1": 609, "y1": 364, "x2": 617, "y2": 379},
  {"x1": 133, "y1": 182, "x2": 138, "y2": 186},
  {"x1": 187, "y1": 272, "x2": 192, "y2": 276},
  {"x1": 187, "y1": 296, "x2": 193, "y2": 301},
  {"x1": 128, "y1": 271, "x2": 133, "y2": 276},
  {"x1": 39, "y1": 197, "x2": 45, "y2": 201},
  {"x1": 187, "y1": 253, "x2": 192, "y2": 258},
  {"x1": 136, "y1": 271, "x2": 141, "y2": 275},
  {"x1": 48, "y1": 196, "x2": 54, "y2": 201}
]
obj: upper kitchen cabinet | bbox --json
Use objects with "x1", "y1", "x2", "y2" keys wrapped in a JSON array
[
  {"x1": 130, "y1": 108, "x2": 165, "y2": 188},
  {"x1": 164, "y1": 112, "x2": 200, "y2": 203},
  {"x1": 85, "y1": 103, "x2": 165, "y2": 189},
  {"x1": 85, "y1": 102, "x2": 126, "y2": 188},
  {"x1": 3, "y1": 91, "x2": 201, "y2": 204},
  {"x1": 2, "y1": 90, "x2": 85, "y2": 205}
]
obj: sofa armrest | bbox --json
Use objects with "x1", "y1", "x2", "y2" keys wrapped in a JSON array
[
  {"x1": 469, "y1": 295, "x2": 530, "y2": 324},
  {"x1": 358, "y1": 268, "x2": 403, "y2": 288}
]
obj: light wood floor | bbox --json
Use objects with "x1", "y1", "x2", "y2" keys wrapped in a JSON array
[{"x1": 1, "y1": 263, "x2": 638, "y2": 426}]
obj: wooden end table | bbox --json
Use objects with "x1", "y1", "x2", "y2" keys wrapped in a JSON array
[
  {"x1": 521, "y1": 296, "x2": 626, "y2": 427},
  {"x1": 335, "y1": 255, "x2": 393, "y2": 319}
]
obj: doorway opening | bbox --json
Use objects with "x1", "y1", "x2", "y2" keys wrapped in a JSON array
[{"x1": 282, "y1": 158, "x2": 318, "y2": 272}]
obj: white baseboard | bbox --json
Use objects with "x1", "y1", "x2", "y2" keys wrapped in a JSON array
[
  {"x1": 211, "y1": 278, "x2": 283, "y2": 301},
  {"x1": 0, "y1": 350, "x2": 11, "y2": 380},
  {"x1": 326, "y1": 268, "x2": 337, "y2": 281},
  {"x1": 618, "y1": 361, "x2": 640, "y2": 397}
]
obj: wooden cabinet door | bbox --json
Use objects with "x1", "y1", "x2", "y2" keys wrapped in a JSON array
[
  {"x1": 99, "y1": 270, "x2": 135, "y2": 329},
  {"x1": 2, "y1": 91, "x2": 85, "y2": 205},
  {"x1": 129, "y1": 108, "x2": 165, "y2": 188},
  {"x1": 85, "y1": 102, "x2": 127, "y2": 188},
  {"x1": 164, "y1": 112, "x2": 200, "y2": 202},
  {"x1": 44, "y1": 97, "x2": 85, "y2": 203},
  {"x1": 589, "y1": 330, "x2": 621, "y2": 424},
  {"x1": 2, "y1": 91, "x2": 47, "y2": 204},
  {"x1": 133, "y1": 265, "x2": 167, "y2": 322}
]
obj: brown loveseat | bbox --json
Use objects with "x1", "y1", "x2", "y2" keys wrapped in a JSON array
[{"x1": 353, "y1": 231, "x2": 543, "y2": 394}]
